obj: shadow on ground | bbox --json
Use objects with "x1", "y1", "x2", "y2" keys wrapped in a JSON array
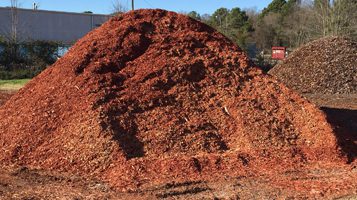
[{"x1": 322, "y1": 107, "x2": 357, "y2": 163}]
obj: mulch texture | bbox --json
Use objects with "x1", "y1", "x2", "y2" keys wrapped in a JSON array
[
  {"x1": 269, "y1": 36, "x2": 357, "y2": 94},
  {"x1": 0, "y1": 91, "x2": 14, "y2": 106}
]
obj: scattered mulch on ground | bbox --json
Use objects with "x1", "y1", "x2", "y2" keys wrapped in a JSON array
[
  {"x1": 269, "y1": 36, "x2": 357, "y2": 94},
  {"x1": 1, "y1": 164, "x2": 357, "y2": 199},
  {"x1": 0, "y1": 9, "x2": 350, "y2": 192}
]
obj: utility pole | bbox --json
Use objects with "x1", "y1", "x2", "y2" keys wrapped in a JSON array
[{"x1": 132, "y1": 0, "x2": 134, "y2": 11}]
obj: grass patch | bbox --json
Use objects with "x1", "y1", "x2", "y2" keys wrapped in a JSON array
[{"x1": 0, "y1": 79, "x2": 30, "y2": 91}]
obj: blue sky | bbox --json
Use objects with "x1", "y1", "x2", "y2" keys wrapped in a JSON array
[{"x1": 0, "y1": 0, "x2": 272, "y2": 15}]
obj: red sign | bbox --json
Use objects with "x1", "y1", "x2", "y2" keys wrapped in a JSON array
[{"x1": 272, "y1": 47, "x2": 286, "y2": 60}]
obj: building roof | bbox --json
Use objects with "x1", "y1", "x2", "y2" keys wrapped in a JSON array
[{"x1": 0, "y1": 6, "x2": 110, "y2": 17}]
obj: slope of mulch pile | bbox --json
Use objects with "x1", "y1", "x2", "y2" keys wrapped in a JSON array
[
  {"x1": 0, "y1": 9, "x2": 347, "y2": 191},
  {"x1": 269, "y1": 36, "x2": 357, "y2": 94},
  {"x1": 0, "y1": 91, "x2": 15, "y2": 106}
]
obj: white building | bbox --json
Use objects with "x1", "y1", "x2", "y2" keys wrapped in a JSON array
[{"x1": 0, "y1": 7, "x2": 111, "y2": 44}]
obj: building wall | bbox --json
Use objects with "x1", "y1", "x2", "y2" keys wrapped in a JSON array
[{"x1": 0, "y1": 7, "x2": 111, "y2": 44}]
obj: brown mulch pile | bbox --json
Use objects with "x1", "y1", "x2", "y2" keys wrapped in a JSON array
[
  {"x1": 0, "y1": 9, "x2": 347, "y2": 191},
  {"x1": 269, "y1": 36, "x2": 357, "y2": 94}
]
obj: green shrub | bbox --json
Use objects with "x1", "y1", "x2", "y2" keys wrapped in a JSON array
[
  {"x1": 0, "y1": 40, "x2": 62, "y2": 79},
  {"x1": 0, "y1": 68, "x2": 38, "y2": 79}
]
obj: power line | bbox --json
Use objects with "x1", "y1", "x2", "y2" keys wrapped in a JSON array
[{"x1": 143, "y1": 0, "x2": 154, "y2": 8}]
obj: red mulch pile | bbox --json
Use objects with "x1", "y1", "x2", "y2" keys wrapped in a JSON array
[
  {"x1": 269, "y1": 36, "x2": 357, "y2": 94},
  {"x1": 0, "y1": 9, "x2": 347, "y2": 191}
]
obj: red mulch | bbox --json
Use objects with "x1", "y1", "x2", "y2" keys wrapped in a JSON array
[{"x1": 0, "y1": 9, "x2": 351, "y2": 192}]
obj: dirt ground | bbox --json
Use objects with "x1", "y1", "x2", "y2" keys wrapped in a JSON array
[
  {"x1": 0, "y1": 162, "x2": 356, "y2": 199},
  {"x1": 305, "y1": 94, "x2": 357, "y2": 110},
  {"x1": 1, "y1": 91, "x2": 356, "y2": 199}
]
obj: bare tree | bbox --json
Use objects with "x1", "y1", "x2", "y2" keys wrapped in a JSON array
[
  {"x1": 112, "y1": 0, "x2": 128, "y2": 15},
  {"x1": 10, "y1": 0, "x2": 19, "y2": 42},
  {"x1": 282, "y1": 2, "x2": 315, "y2": 47},
  {"x1": 307, "y1": 0, "x2": 357, "y2": 38},
  {"x1": 254, "y1": 13, "x2": 282, "y2": 50},
  {"x1": 312, "y1": 0, "x2": 330, "y2": 36},
  {"x1": 330, "y1": 0, "x2": 357, "y2": 37},
  {"x1": 7, "y1": 0, "x2": 20, "y2": 65}
]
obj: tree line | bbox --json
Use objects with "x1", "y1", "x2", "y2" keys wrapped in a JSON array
[
  {"x1": 186, "y1": 0, "x2": 357, "y2": 56},
  {"x1": 2, "y1": 0, "x2": 356, "y2": 79}
]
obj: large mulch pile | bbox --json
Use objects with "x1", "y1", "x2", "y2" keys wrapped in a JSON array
[
  {"x1": 0, "y1": 9, "x2": 347, "y2": 191},
  {"x1": 269, "y1": 36, "x2": 357, "y2": 94}
]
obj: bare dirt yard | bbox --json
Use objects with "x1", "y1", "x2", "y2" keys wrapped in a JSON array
[{"x1": 0, "y1": 161, "x2": 356, "y2": 199}]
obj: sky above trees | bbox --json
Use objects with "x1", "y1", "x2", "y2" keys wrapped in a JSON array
[{"x1": 0, "y1": 0, "x2": 272, "y2": 14}]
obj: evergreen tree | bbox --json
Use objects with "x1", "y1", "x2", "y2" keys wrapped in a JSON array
[
  {"x1": 282, "y1": 0, "x2": 300, "y2": 16},
  {"x1": 187, "y1": 11, "x2": 201, "y2": 21},
  {"x1": 260, "y1": 0, "x2": 287, "y2": 17},
  {"x1": 210, "y1": 8, "x2": 230, "y2": 29},
  {"x1": 228, "y1": 8, "x2": 249, "y2": 29}
]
